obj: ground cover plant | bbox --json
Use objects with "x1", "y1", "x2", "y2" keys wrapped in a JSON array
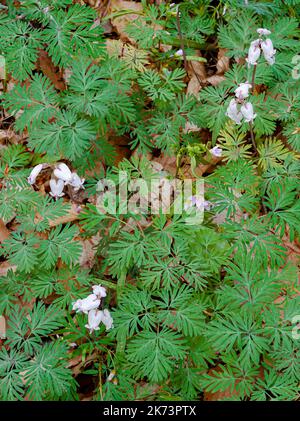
[{"x1": 0, "y1": 0, "x2": 299, "y2": 401}]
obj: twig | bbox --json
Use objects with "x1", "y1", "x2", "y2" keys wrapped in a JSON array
[{"x1": 176, "y1": 9, "x2": 187, "y2": 71}]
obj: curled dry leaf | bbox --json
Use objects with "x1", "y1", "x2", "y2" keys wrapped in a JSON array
[{"x1": 216, "y1": 48, "x2": 230, "y2": 75}]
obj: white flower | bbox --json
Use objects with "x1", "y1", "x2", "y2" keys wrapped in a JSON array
[
  {"x1": 101, "y1": 309, "x2": 114, "y2": 330},
  {"x1": 27, "y1": 164, "x2": 43, "y2": 185},
  {"x1": 261, "y1": 38, "x2": 276, "y2": 65},
  {"x1": 54, "y1": 163, "x2": 73, "y2": 183},
  {"x1": 184, "y1": 196, "x2": 203, "y2": 211},
  {"x1": 226, "y1": 99, "x2": 243, "y2": 124},
  {"x1": 85, "y1": 310, "x2": 102, "y2": 333},
  {"x1": 235, "y1": 82, "x2": 252, "y2": 100},
  {"x1": 241, "y1": 102, "x2": 257, "y2": 122},
  {"x1": 92, "y1": 285, "x2": 107, "y2": 298},
  {"x1": 174, "y1": 49, "x2": 184, "y2": 57},
  {"x1": 85, "y1": 309, "x2": 103, "y2": 333},
  {"x1": 246, "y1": 39, "x2": 261, "y2": 66},
  {"x1": 49, "y1": 179, "x2": 65, "y2": 200},
  {"x1": 72, "y1": 294, "x2": 100, "y2": 314},
  {"x1": 69, "y1": 173, "x2": 85, "y2": 192},
  {"x1": 257, "y1": 28, "x2": 271, "y2": 36},
  {"x1": 210, "y1": 146, "x2": 222, "y2": 158}
]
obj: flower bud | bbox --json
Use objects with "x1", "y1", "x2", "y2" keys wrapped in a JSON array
[
  {"x1": 257, "y1": 28, "x2": 271, "y2": 36},
  {"x1": 27, "y1": 164, "x2": 43, "y2": 185}
]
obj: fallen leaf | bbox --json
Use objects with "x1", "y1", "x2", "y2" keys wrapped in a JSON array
[
  {"x1": 0, "y1": 261, "x2": 17, "y2": 277},
  {"x1": 37, "y1": 49, "x2": 66, "y2": 90},
  {"x1": 110, "y1": 0, "x2": 143, "y2": 43},
  {"x1": 48, "y1": 203, "x2": 83, "y2": 227},
  {"x1": 0, "y1": 219, "x2": 10, "y2": 243},
  {"x1": 216, "y1": 48, "x2": 230, "y2": 75}
]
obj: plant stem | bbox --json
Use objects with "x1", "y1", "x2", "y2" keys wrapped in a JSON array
[
  {"x1": 249, "y1": 121, "x2": 257, "y2": 153},
  {"x1": 176, "y1": 9, "x2": 187, "y2": 71},
  {"x1": 251, "y1": 64, "x2": 257, "y2": 94}
]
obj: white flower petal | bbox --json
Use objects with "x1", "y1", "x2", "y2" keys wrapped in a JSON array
[
  {"x1": 226, "y1": 99, "x2": 243, "y2": 124},
  {"x1": 240, "y1": 102, "x2": 257, "y2": 123},
  {"x1": 101, "y1": 309, "x2": 114, "y2": 330},
  {"x1": 92, "y1": 285, "x2": 107, "y2": 298},
  {"x1": 72, "y1": 294, "x2": 100, "y2": 314},
  {"x1": 85, "y1": 309, "x2": 103, "y2": 333},
  {"x1": 49, "y1": 178, "x2": 65, "y2": 199},
  {"x1": 257, "y1": 28, "x2": 271, "y2": 36},
  {"x1": 69, "y1": 172, "x2": 85, "y2": 192},
  {"x1": 261, "y1": 39, "x2": 276, "y2": 66},
  {"x1": 27, "y1": 164, "x2": 43, "y2": 185},
  {"x1": 246, "y1": 39, "x2": 261, "y2": 66},
  {"x1": 54, "y1": 163, "x2": 73, "y2": 182},
  {"x1": 235, "y1": 82, "x2": 252, "y2": 100}
]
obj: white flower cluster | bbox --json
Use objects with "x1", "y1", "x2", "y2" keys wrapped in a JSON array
[
  {"x1": 27, "y1": 162, "x2": 85, "y2": 199},
  {"x1": 226, "y1": 82, "x2": 256, "y2": 124},
  {"x1": 72, "y1": 285, "x2": 114, "y2": 334},
  {"x1": 247, "y1": 28, "x2": 276, "y2": 66}
]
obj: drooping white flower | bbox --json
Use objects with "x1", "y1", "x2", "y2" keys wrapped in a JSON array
[
  {"x1": 27, "y1": 164, "x2": 43, "y2": 185},
  {"x1": 174, "y1": 49, "x2": 184, "y2": 57},
  {"x1": 226, "y1": 99, "x2": 243, "y2": 124},
  {"x1": 246, "y1": 39, "x2": 261, "y2": 66},
  {"x1": 49, "y1": 179, "x2": 65, "y2": 200},
  {"x1": 92, "y1": 285, "x2": 107, "y2": 298},
  {"x1": 210, "y1": 146, "x2": 223, "y2": 158},
  {"x1": 85, "y1": 309, "x2": 103, "y2": 333},
  {"x1": 69, "y1": 173, "x2": 85, "y2": 192},
  {"x1": 240, "y1": 102, "x2": 257, "y2": 122},
  {"x1": 261, "y1": 38, "x2": 276, "y2": 65},
  {"x1": 257, "y1": 28, "x2": 271, "y2": 36},
  {"x1": 54, "y1": 163, "x2": 73, "y2": 183},
  {"x1": 72, "y1": 294, "x2": 101, "y2": 314},
  {"x1": 235, "y1": 82, "x2": 252, "y2": 100},
  {"x1": 100, "y1": 309, "x2": 114, "y2": 330}
]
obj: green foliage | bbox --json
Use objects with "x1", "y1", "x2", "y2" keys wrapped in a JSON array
[{"x1": 0, "y1": 0, "x2": 299, "y2": 403}]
